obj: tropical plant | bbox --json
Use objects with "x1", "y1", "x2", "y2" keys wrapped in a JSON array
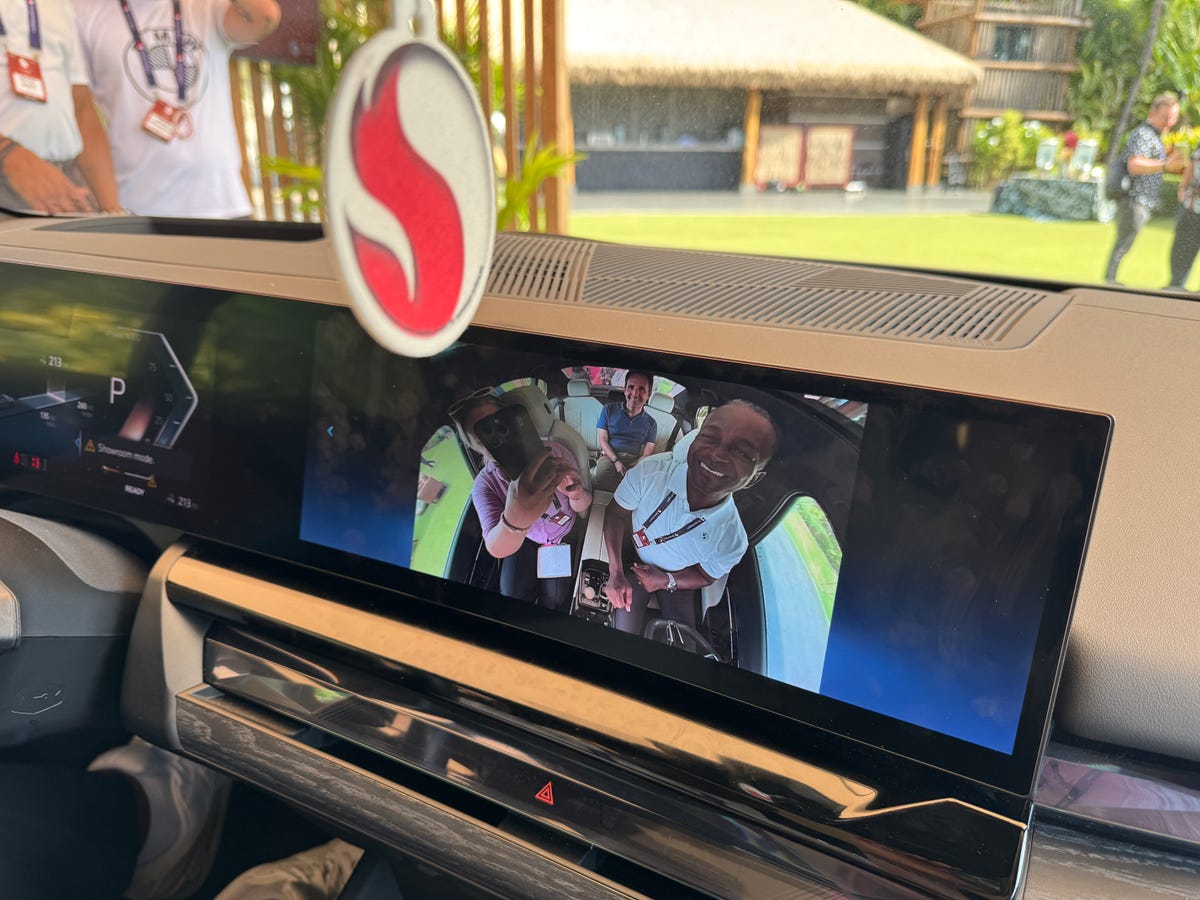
[
  {"x1": 498, "y1": 135, "x2": 586, "y2": 232},
  {"x1": 271, "y1": 0, "x2": 383, "y2": 149},
  {"x1": 1069, "y1": 0, "x2": 1144, "y2": 140},
  {"x1": 971, "y1": 112, "x2": 1053, "y2": 185}
]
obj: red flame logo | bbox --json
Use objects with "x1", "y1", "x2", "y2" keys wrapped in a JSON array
[{"x1": 349, "y1": 46, "x2": 465, "y2": 335}]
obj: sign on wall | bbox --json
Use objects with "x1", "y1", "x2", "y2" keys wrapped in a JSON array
[
  {"x1": 754, "y1": 125, "x2": 804, "y2": 190},
  {"x1": 804, "y1": 126, "x2": 856, "y2": 188}
]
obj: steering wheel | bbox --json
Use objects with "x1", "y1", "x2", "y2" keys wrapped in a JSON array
[{"x1": 642, "y1": 618, "x2": 720, "y2": 660}]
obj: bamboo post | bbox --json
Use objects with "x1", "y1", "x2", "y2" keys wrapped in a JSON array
[
  {"x1": 926, "y1": 95, "x2": 948, "y2": 187},
  {"x1": 541, "y1": 0, "x2": 567, "y2": 233},
  {"x1": 907, "y1": 94, "x2": 930, "y2": 190},
  {"x1": 478, "y1": 0, "x2": 492, "y2": 138},
  {"x1": 740, "y1": 88, "x2": 762, "y2": 190},
  {"x1": 501, "y1": 0, "x2": 517, "y2": 183},
  {"x1": 523, "y1": 0, "x2": 541, "y2": 229}
]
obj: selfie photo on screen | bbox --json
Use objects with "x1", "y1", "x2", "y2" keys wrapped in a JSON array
[{"x1": 409, "y1": 347, "x2": 867, "y2": 694}]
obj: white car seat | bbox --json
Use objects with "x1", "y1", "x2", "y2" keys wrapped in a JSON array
[
  {"x1": 646, "y1": 393, "x2": 687, "y2": 453},
  {"x1": 561, "y1": 379, "x2": 604, "y2": 458}
]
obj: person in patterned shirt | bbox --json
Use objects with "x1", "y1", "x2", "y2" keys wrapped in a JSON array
[{"x1": 1104, "y1": 93, "x2": 1184, "y2": 285}]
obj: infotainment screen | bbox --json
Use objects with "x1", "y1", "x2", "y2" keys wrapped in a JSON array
[{"x1": 298, "y1": 317, "x2": 1110, "y2": 794}]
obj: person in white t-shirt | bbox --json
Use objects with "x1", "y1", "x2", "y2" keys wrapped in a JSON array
[
  {"x1": 603, "y1": 399, "x2": 777, "y2": 637},
  {"x1": 71, "y1": 0, "x2": 279, "y2": 217},
  {"x1": 0, "y1": 0, "x2": 120, "y2": 213}
]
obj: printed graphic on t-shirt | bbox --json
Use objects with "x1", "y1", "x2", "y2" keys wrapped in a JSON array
[{"x1": 121, "y1": 28, "x2": 208, "y2": 108}]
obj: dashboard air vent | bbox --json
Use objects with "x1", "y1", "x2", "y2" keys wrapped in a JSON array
[{"x1": 486, "y1": 234, "x2": 1066, "y2": 348}]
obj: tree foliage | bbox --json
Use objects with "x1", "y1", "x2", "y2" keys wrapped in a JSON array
[
  {"x1": 1072, "y1": 0, "x2": 1200, "y2": 155},
  {"x1": 853, "y1": 0, "x2": 922, "y2": 29}
]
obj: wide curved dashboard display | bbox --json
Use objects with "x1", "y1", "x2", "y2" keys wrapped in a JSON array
[{"x1": 0, "y1": 225, "x2": 1115, "y2": 899}]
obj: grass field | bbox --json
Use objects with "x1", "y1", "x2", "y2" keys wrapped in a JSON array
[{"x1": 570, "y1": 213, "x2": 1193, "y2": 292}]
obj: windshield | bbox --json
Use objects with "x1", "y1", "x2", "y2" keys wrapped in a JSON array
[{"x1": 14, "y1": 0, "x2": 1197, "y2": 297}]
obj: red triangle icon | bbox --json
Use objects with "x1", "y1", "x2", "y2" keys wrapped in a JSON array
[{"x1": 535, "y1": 782, "x2": 554, "y2": 806}]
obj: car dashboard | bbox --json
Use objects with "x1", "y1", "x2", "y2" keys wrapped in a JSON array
[{"x1": 0, "y1": 215, "x2": 1198, "y2": 898}]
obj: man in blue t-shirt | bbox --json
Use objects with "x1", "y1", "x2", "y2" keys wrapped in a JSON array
[{"x1": 594, "y1": 370, "x2": 658, "y2": 492}]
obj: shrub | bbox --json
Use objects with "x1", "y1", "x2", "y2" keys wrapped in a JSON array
[{"x1": 972, "y1": 111, "x2": 1054, "y2": 186}]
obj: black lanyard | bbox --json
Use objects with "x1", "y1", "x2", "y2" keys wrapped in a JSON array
[
  {"x1": 640, "y1": 491, "x2": 704, "y2": 545},
  {"x1": 117, "y1": 0, "x2": 185, "y2": 102},
  {"x1": 0, "y1": 0, "x2": 43, "y2": 52},
  {"x1": 539, "y1": 492, "x2": 563, "y2": 521}
]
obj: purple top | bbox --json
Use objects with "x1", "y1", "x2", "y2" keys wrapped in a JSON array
[{"x1": 470, "y1": 439, "x2": 578, "y2": 545}]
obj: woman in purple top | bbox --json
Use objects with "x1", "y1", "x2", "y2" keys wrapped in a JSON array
[{"x1": 450, "y1": 393, "x2": 591, "y2": 610}]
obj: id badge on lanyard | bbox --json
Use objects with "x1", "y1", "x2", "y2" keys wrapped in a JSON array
[
  {"x1": 2, "y1": 1, "x2": 48, "y2": 102},
  {"x1": 142, "y1": 96, "x2": 189, "y2": 141}
]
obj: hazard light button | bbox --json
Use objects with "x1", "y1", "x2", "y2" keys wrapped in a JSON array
[{"x1": 535, "y1": 781, "x2": 555, "y2": 806}]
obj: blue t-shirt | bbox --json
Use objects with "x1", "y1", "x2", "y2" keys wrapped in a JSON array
[{"x1": 597, "y1": 402, "x2": 658, "y2": 456}]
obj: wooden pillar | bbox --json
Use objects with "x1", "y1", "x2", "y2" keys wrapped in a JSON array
[
  {"x1": 523, "y1": 0, "x2": 541, "y2": 229},
  {"x1": 907, "y1": 94, "x2": 930, "y2": 189},
  {"x1": 925, "y1": 95, "x2": 948, "y2": 187},
  {"x1": 478, "y1": 0, "x2": 492, "y2": 134},
  {"x1": 740, "y1": 88, "x2": 762, "y2": 189},
  {"x1": 455, "y1": 0, "x2": 467, "y2": 45},
  {"x1": 501, "y1": 0, "x2": 517, "y2": 181},
  {"x1": 541, "y1": 0, "x2": 568, "y2": 233}
]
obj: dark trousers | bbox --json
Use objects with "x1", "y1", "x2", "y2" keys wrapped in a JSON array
[
  {"x1": 1105, "y1": 198, "x2": 1152, "y2": 282},
  {"x1": 500, "y1": 537, "x2": 573, "y2": 612},
  {"x1": 1169, "y1": 206, "x2": 1200, "y2": 289},
  {"x1": 0, "y1": 764, "x2": 139, "y2": 898},
  {"x1": 612, "y1": 568, "x2": 697, "y2": 636}
]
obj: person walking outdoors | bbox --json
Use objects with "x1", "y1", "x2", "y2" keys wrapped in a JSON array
[
  {"x1": 1167, "y1": 139, "x2": 1200, "y2": 291},
  {"x1": 1104, "y1": 93, "x2": 1185, "y2": 285}
]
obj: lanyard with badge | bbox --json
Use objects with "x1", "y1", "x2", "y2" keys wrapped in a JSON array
[
  {"x1": 536, "y1": 492, "x2": 574, "y2": 579},
  {"x1": 632, "y1": 491, "x2": 704, "y2": 549},
  {"x1": 117, "y1": 0, "x2": 192, "y2": 141},
  {"x1": 0, "y1": 0, "x2": 48, "y2": 102}
]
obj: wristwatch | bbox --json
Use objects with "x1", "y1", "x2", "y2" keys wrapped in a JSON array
[{"x1": 665, "y1": 571, "x2": 677, "y2": 593}]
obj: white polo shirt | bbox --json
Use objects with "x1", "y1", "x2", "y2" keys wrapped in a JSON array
[{"x1": 613, "y1": 452, "x2": 748, "y2": 579}]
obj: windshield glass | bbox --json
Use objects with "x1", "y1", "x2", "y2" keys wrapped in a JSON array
[{"x1": 14, "y1": 0, "x2": 1196, "y2": 296}]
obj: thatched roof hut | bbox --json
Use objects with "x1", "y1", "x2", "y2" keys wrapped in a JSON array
[{"x1": 567, "y1": 0, "x2": 982, "y2": 97}]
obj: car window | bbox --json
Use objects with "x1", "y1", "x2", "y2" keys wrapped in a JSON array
[
  {"x1": 562, "y1": 366, "x2": 684, "y2": 398},
  {"x1": 754, "y1": 495, "x2": 842, "y2": 691},
  {"x1": 411, "y1": 425, "x2": 473, "y2": 579},
  {"x1": 39, "y1": 1, "x2": 1198, "y2": 298}
]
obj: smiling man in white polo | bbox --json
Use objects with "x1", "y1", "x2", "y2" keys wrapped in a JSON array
[{"x1": 603, "y1": 399, "x2": 777, "y2": 636}]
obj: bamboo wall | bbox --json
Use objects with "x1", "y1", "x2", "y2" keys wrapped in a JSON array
[{"x1": 230, "y1": 0, "x2": 571, "y2": 232}]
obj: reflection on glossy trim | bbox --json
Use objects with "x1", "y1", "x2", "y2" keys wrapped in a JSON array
[
  {"x1": 1037, "y1": 741, "x2": 1200, "y2": 847},
  {"x1": 166, "y1": 551, "x2": 1032, "y2": 899}
]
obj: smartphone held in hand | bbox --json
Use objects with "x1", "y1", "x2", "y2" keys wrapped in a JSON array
[{"x1": 473, "y1": 405, "x2": 546, "y2": 481}]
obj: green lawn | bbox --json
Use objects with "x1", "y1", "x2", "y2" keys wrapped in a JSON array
[{"x1": 570, "y1": 213, "x2": 1194, "y2": 292}]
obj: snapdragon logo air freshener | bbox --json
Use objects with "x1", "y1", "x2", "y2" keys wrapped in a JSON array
[{"x1": 324, "y1": 0, "x2": 496, "y2": 358}]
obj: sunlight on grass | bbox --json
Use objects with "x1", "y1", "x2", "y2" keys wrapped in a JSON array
[{"x1": 570, "y1": 213, "x2": 1190, "y2": 293}]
